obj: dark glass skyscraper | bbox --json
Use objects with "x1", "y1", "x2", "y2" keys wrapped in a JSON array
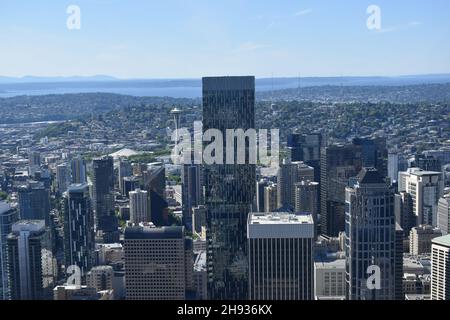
[
  {"x1": 92, "y1": 156, "x2": 119, "y2": 243},
  {"x1": 345, "y1": 168, "x2": 397, "y2": 300},
  {"x1": 0, "y1": 203, "x2": 18, "y2": 300},
  {"x1": 143, "y1": 166, "x2": 168, "y2": 227},
  {"x1": 287, "y1": 132, "x2": 323, "y2": 183},
  {"x1": 203, "y1": 76, "x2": 256, "y2": 299},
  {"x1": 320, "y1": 144, "x2": 363, "y2": 237},
  {"x1": 182, "y1": 164, "x2": 203, "y2": 232},
  {"x1": 321, "y1": 139, "x2": 387, "y2": 237},
  {"x1": 63, "y1": 183, "x2": 94, "y2": 276},
  {"x1": 17, "y1": 181, "x2": 50, "y2": 225}
]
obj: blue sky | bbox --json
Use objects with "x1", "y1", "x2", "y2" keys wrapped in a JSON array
[{"x1": 0, "y1": 0, "x2": 449, "y2": 78}]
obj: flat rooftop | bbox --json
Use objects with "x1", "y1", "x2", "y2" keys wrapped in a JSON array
[
  {"x1": 432, "y1": 234, "x2": 450, "y2": 247},
  {"x1": 411, "y1": 170, "x2": 442, "y2": 176},
  {"x1": 124, "y1": 225, "x2": 183, "y2": 240},
  {"x1": 314, "y1": 258, "x2": 346, "y2": 270},
  {"x1": 248, "y1": 212, "x2": 313, "y2": 225},
  {"x1": 248, "y1": 212, "x2": 314, "y2": 239}
]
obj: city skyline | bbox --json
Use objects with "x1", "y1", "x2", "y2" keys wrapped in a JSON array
[{"x1": 1, "y1": 0, "x2": 450, "y2": 305}]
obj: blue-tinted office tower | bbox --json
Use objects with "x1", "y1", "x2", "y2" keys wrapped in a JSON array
[
  {"x1": 182, "y1": 164, "x2": 203, "y2": 231},
  {"x1": 0, "y1": 202, "x2": 18, "y2": 300},
  {"x1": 345, "y1": 168, "x2": 397, "y2": 300},
  {"x1": 17, "y1": 181, "x2": 50, "y2": 225},
  {"x1": 203, "y1": 76, "x2": 256, "y2": 300},
  {"x1": 287, "y1": 132, "x2": 323, "y2": 183}
]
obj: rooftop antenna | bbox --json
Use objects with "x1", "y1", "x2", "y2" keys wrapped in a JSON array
[
  {"x1": 270, "y1": 73, "x2": 276, "y2": 110},
  {"x1": 271, "y1": 72, "x2": 274, "y2": 101}
]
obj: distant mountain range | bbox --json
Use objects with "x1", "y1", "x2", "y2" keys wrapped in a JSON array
[
  {"x1": 1, "y1": 74, "x2": 450, "y2": 98},
  {"x1": 0, "y1": 75, "x2": 118, "y2": 83},
  {"x1": 1, "y1": 74, "x2": 450, "y2": 85}
]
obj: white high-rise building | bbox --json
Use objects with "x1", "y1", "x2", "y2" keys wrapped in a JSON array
[
  {"x1": 264, "y1": 183, "x2": 278, "y2": 213},
  {"x1": 129, "y1": 189, "x2": 150, "y2": 224},
  {"x1": 398, "y1": 168, "x2": 444, "y2": 226},
  {"x1": 70, "y1": 156, "x2": 86, "y2": 184},
  {"x1": 7, "y1": 220, "x2": 55, "y2": 300},
  {"x1": 431, "y1": 235, "x2": 450, "y2": 300},
  {"x1": 294, "y1": 180, "x2": 319, "y2": 221},
  {"x1": 388, "y1": 151, "x2": 399, "y2": 183},
  {"x1": 247, "y1": 212, "x2": 314, "y2": 300},
  {"x1": 28, "y1": 151, "x2": 41, "y2": 176},
  {"x1": 410, "y1": 225, "x2": 442, "y2": 256},
  {"x1": 438, "y1": 194, "x2": 450, "y2": 235},
  {"x1": 56, "y1": 163, "x2": 70, "y2": 193}
]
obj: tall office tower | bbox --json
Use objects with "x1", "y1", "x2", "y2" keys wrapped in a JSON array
[
  {"x1": 277, "y1": 160, "x2": 314, "y2": 210},
  {"x1": 294, "y1": 181, "x2": 319, "y2": 219},
  {"x1": 352, "y1": 138, "x2": 388, "y2": 177},
  {"x1": 7, "y1": 220, "x2": 55, "y2": 300},
  {"x1": 203, "y1": 76, "x2": 256, "y2": 299},
  {"x1": 264, "y1": 183, "x2": 278, "y2": 213},
  {"x1": 192, "y1": 205, "x2": 206, "y2": 235},
  {"x1": 287, "y1": 132, "x2": 323, "y2": 183},
  {"x1": 394, "y1": 192, "x2": 415, "y2": 237},
  {"x1": 438, "y1": 194, "x2": 450, "y2": 235},
  {"x1": 256, "y1": 179, "x2": 269, "y2": 212},
  {"x1": 121, "y1": 176, "x2": 137, "y2": 197},
  {"x1": 395, "y1": 224, "x2": 404, "y2": 300},
  {"x1": 247, "y1": 212, "x2": 314, "y2": 300},
  {"x1": 409, "y1": 225, "x2": 442, "y2": 256},
  {"x1": 184, "y1": 237, "x2": 195, "y2": 296},
  {"x1": 431, "y1": 234, "x2": 450, "y2": 300},
  {"x1": 28, "y1": 151, "x2": 41, "y2": 176},
  {"x1": 388, "y1": 151, "x2": 399, "y2": 183},
  {"x1": 28, "y1": 151, "x2": 41, "y2": 167},
  {"x1": 70, "y1": 156, "x2": 86, "y2": 184},
  {"x1": 410, "y1": 154, "x2": 442, "y2": 172},
  {"x1": 86, "y1": 265, "x2": 114, "y2": 292},
  {"x1": 18, "y1": 181, "x2": 50, "y2": 225},
  {"x1": 92, "y1": 156, "x2": 116, "y2": 235},
  {"x1": 345, "y1": 168, "x2": 397, "y2": 300},
  {"x1": 129, "y1": 189, "x2": 150, "y2": 224},
  {"x1": 118, "y1": 158, "x2": 132, "y2": 192},
  {"x1": 182, "y1": 164, "x2": 203, "y2": 231},
  {"x1": 63, "y1": 184, "x2": 94, "y2": 276},
  {"x1": 398, "y1": 168, "x2": 444, "y2": 227},
  {"x1": 424, "y1": 148, "x2": 450, "y2": 167},
  {"x1": 124, "y1": 225, "x2": 186, "y2": 300},
  {"x1": 321, "y1": 144, "x2": 363, "y2": 237},
  {"x1": 56, "y1": 163, "x2": 70, "y2": 194},
  {"x1": 0, "y1": 202, "x2": 18, "y2": 300},
  {"x1": 143, "y1": 166, "x2": 168, "y2": 226}
]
